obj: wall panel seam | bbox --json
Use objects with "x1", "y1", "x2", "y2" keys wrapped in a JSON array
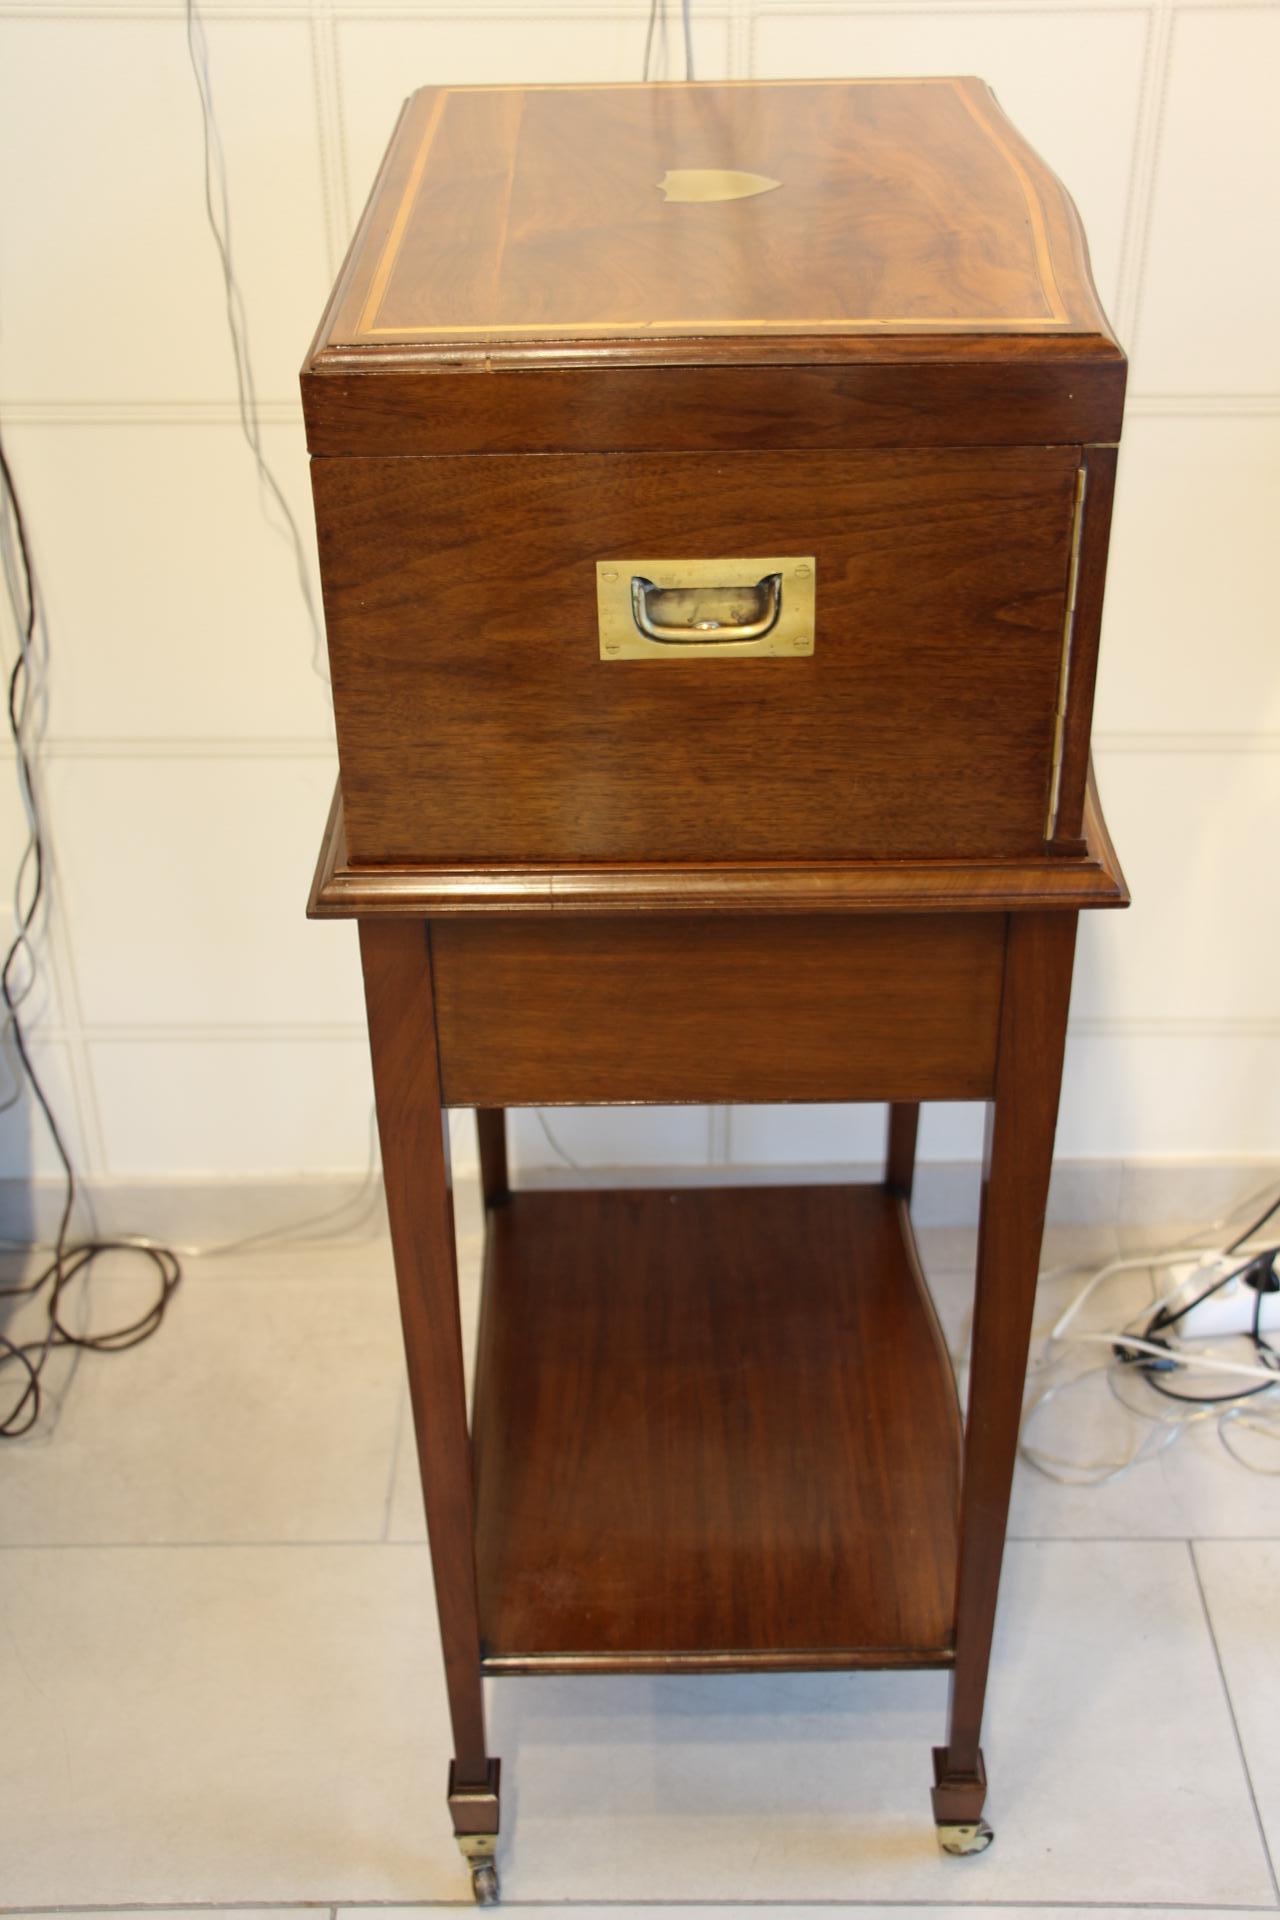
[
  {"x1": 59, "y1": 1017, "x2": 1280, "y2": 1043},
  {"x1": 7, "y1": 396, "x2": 1278, "y2": 425},
  {"x1": 0, "y1": 0, "x2": 1172, "y2": 18},
  {"x1": 751, "y1": 0, "x2": 1165, "y2": 25},
  {"x1": 85, "y1": 1024, "x2": 369, "y2": 1041},
  {"x1": 0, "y1": 403, "x2": 304, "y2": 423}
]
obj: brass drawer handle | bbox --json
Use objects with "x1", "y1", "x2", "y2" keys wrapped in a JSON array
[
  {"x1": 596, "y1": 556, "x2": 814, "y2": 661},
  {"x1": 630, "y1": 572, "x2": 783, "y2": 646}
]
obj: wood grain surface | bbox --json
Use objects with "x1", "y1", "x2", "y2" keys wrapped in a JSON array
[
  {"x1": 471, "y1": 1185, "x2": 962, "y2": 1670},
  {"x1": 306, "y1": 771, "x2": 1129, "y2": 918},
  {"x1": 431, "y1": 912, "x2": 1004, "y2": 1106},
  {"x1": 302, "y1": 79, "x2": 1124, "y2": 456},
  {"x1": 313, "y1": 446, "x2": 1082, "y2": 867},
  {"x1": 934, "y1": 910, "x2": 1078, "y2": 1823},
  {"x1": 318, "y1": 79, "x2": 1110, "y2": 348},
  {"x1": 303, "y1": 353, "x2": 1125, "y2": 458},
  {"x1": 1050, "y1": 444, "x2": 1119, "y2": 850},
  {"x1": 358, "y1": 919, "x2": 490, "y2": 1782}
]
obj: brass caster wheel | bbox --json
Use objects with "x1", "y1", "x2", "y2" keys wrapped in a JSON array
[
  {"x1": 937, "y1": 1818, "x2": 994, "y2": 1856},
  {"x1": 470, "y1": 1860, "x2": 500, "y2": 1904}
]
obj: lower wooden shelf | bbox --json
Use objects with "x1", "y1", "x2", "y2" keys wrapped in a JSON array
[{"x1": 472, "y1": 1184, "x2": 962, "y2": 1675}]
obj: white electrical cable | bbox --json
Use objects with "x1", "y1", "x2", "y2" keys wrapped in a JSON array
[
  {"x1": 184, "y1": 0, "x2": 329, "y2": 686},
  {"x1": 1053, "y1": 1328, "x2": 1280, "y2": 1386},
  {"x1": 1219, "y1": 1405, "x2": 1280, "y2": 1474},
  {"x1": 179, "y1": 0, "x2": 387, "y2": 1242},
  {"x1": 1020, "y1": 1193, "x2": 1280, "y2": 1485}
]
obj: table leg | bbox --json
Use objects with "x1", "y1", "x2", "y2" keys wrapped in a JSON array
[
  {"x1": 359, "y1": 919, "x2": 500, "y2": 1901},
  {"x1": 933, "y1": 911, "x2": 1076, "y2": 1854},
  {"x1": 885, "y1": 1103, "x2": 920, "y2": 1201},
  {"x1": 476, "y1": 1110, "x2": 509, "y2": 1209}
]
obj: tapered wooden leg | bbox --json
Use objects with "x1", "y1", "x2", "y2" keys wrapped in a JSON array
[
  {"x1": 476, "y1": 1110, "x2": 509, "y2": 1209},
  {"x1": 933, "y1": 912, "x2": 1076, "y2": 1849},
  {"x1": 359, "y1": 920, "x2": 499, "y2": 1890},
  {"x1": 885, "y1": 1102, "x2": 920, "y2": 1201}
]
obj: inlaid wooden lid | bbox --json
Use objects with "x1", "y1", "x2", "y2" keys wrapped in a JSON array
[
  {"x1": 318, "y1": 78, "x2": 1111, "y2": 350},
  {"x1": 303, "y1": 78, "x2": 1124, "y2": 454}
]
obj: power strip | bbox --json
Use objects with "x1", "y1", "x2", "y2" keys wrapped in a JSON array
[{"x1": 1161, "y1": 1255, "x2": 1280, "y2": 1339}]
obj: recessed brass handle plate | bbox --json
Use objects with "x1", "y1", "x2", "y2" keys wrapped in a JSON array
[{"x1": 597, "y1": 557, "x2": 816, "y2": 661}]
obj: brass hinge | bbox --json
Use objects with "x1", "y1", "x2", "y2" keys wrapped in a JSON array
[{"x1": 1044, "y1": 465, "x2": 1088, "y2": 839}]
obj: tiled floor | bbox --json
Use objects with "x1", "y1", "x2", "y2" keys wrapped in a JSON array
[{"x1": 2, "y1": 1182, "x2": 1278, "y2": 1916}]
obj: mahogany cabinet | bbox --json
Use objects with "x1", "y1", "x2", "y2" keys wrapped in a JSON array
[{"x1": 303, "y1": 76, "x2": 1128, "y2": 1902}]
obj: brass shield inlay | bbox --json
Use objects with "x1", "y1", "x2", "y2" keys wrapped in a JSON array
[{"x1": 657, "y1": 168, "x2": 782, "y2": 203}]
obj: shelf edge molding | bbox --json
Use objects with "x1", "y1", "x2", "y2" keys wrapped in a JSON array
[{"x1": 308, "y1": 765, "x2": 1128, "y2": 920}]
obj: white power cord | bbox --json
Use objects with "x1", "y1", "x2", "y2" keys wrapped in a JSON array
[
  {"x1": 184, "y1": 0, "x2": 328, "y2": 686},
  {"x1": 1021, "y1": 1184, "x2": 1280, "y2": 1485}
]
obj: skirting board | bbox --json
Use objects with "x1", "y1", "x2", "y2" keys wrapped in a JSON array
[{"x1": 0, "y1": 1157, "x2": 1277, "y2": 1252}]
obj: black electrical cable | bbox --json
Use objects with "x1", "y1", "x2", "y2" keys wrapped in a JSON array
[
  {"x1": 643, "y1": 0, "x2": 661, "y2": 81},
  {"x1": 1145, "y1": 1249, "x2": 1270, "y2": 1336},
  {"x1": 643, "y1": 1, "x2": 696, "y2": 82},
  {"x1": 1226, "y1": 1190, "x2": 1280, "y2": 1256},
  {"x1": 1128, "y1": 1242, "x2": 1280, "y2": 1412},
  {"x1": 1138, "y1": 1279, "x2": 1280, "y2": 1408},
  {"x1": 0, "y1": 433, "x2": 181, "y2": 1440}
]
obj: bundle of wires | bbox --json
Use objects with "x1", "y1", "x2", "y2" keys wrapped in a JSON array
[
  {"x1": 1021, "y1": 1186, "x2": 1280, "y2": 1485},
  {"x1": 0, "y1": 436, "x2": 392, "y2": 1439},
  {"x1": 0, "y1": 0, "x2": 389, "y2": 1438},
  {"x1": 0, "y1": 439, "x2": 183, "y2": 1439}
]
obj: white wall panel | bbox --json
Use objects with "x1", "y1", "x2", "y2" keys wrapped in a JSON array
[
  {"x1": 1076, "y1": 749, "x2": 1280, "y2": 1026},
  {"x1": 0, "y1": 15, "x2": 331, "y2": 405},
  {"x1": 750, "y1": 5, "x2": 1149, "y2": 318},
  {"x1": 1133, "y1": 6, "x2": 1280, "y2": 394},
  {"x1": 918, "y1": 1103, "x2": 986, "y2": 1161},
  {"x1": 723, "y1": 1103, "x2": 989, "y2": 1171},
  {"x1": 1059, "y1": 1033, "x2": 1280, "y2": 1158},
  {"x1": 336, "y1": 10, "x2": 735, "y2": 225},
  {"x1": 727, "y1": 1103, "x2": 887, "y2": 1166},
  {"x1": 508, "y1": 1104, "x2": 714, "y2": 1172},
  {"x1": 90, "y1": 1035, "x2": 374, "y2": 1176},
  {"x1": 0, "y1": 4, "x2": 1276, "y2": 1186},
  {"x1": 1097, "y1": 413, "x2": 1280, "y2": 736},
  {"x1": 44, "y1": 756, "x2": 362, "y2": 1029},
  {"x1": 0, "y1": 1038, "x2": 90, "y2": 1182},
  {"x1": 4, "y1": 423, "x2": 329, "y2": 742}
]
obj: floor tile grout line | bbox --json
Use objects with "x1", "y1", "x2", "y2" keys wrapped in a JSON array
[
  {"x1": 0, "y1": 1538, "x2": 410, "y2": 1551},
  {"x1": 1188, "y1": 1540, "x2": 1280, "y2": 1907},
  {"x1": 10, "y1": 1903, "x2": 1280, "y2": 1916},
  {"x1": 9, "y1": 1534, "x2": 1280, "y2": 1552}
]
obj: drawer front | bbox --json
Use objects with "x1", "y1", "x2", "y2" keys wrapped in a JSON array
[
  {"x1": 431, "y1": 913, "x2": 1005, "y2": 1106},
  {"x1": 313, "y1": 447, "x2": 1081, "y2": 865}
]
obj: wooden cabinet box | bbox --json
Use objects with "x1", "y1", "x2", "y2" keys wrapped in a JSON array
[
  {"x1": 303, "y1": 77, "x2": 1125, "y2": 873},
  {"x1": 302, "y1": 78, "x2": 1131, "y2": 1898}
]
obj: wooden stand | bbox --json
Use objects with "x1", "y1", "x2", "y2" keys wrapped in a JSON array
[
  {"x1": 312, "y1": 785, "x2": 1124, "y2": 1900},
  {"x1": 298, "y1": 68, "x2": 1131, "y2": 1900}
]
